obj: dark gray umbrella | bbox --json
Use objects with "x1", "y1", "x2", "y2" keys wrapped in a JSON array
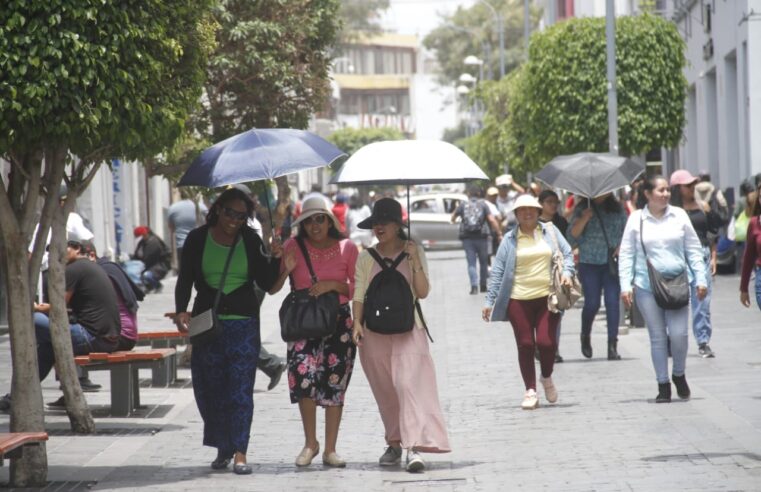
[{"x1": 535, "y1": 152, "x2": 645, "y2": 198}]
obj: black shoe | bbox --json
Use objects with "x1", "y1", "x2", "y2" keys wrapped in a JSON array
[
  {"x1": 79, "y1": 377, "x2": 101, "y2": 392},
  {"x1": 267, "y1": 362, "x2": 286, "y2": 391},
  {"x1": 47, "y1": 396, "x2": 66, "y2": 408},
  {"x1": 469, "y1": 286, "x2": 478, "y2": 295},
  {"x1": 233, "y1": 462, "x2": 253, "y2": 475},
  {"x1": 672, "y1": 374, "x2": 691, "y2": 399},
  {"x1": 607, "y1": 339, "x2": 621, "y2": 361},
  {"x1": 211, "y1": 451, "x2": 232, "y2": 470},
  {"x1": 667, "y1": 338, "x2": 672, "y2": 358},
  {"x1": 154, "y1": 282, "x2": 163, "y2": 294},
  {"x1": 655, "y1": 383, "x2": 672, "y2": 403},
  {"x1": 698, "y1": 343, "x2": 715, "y2": 358},
  {"x1": 580, "y1": 335, "x2": 592, "y2": 359},
  {"x1": 554, "y1": 352, "x2": 564, "y2": 363},
  {"x1": 0, "y1": 393, "x2": 11, "y2": 412},
  {"x1": 479, "y1": 284, "x2": 487, "y2": 293}
]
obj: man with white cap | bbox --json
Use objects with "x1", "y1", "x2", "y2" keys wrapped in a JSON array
[{"x1": 495, "y1": 174, "x2": 525, "y2": 233}]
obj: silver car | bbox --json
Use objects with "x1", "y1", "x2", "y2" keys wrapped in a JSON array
[{"x1": 408, "y1": 193, "x2": 467, "y2": 250}]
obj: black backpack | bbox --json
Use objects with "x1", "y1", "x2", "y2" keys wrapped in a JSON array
[
  {"x1": 461, "y1": 199, "x2": 486, "y2": 234},
  {"x1": 363, "y1": 248, "x2": 433, "y2": 341}
]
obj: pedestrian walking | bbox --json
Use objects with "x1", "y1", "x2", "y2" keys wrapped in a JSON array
[
  {"x1": 352, "y1": 198, "x2": 450, "y2": 473},
  {"x1": 482, "y1": 195, "x2": 575, "y2": 410},
  {"x1": 538, "y1": 189, "x2": 568, "y2": 363},
  {"x1": 495, "y1": 174, "x2": 525, "y2": 232},
  {"x1": 173, "y1": 187, "x2": 282, "y2": 474},
  {"x1": 670, "y1": 170, "x2": 723, "y2": 357},
  {"x1": 167, "y1": 194, "x2": 207, "y2": 273},
  {"x1": 450, "y1": 185, "x2": 502, "y2": 294},
  {"x1": 268, "y1": 196, "x2": 358, "y2": 468},
  {"x1": 567, "y1": 194, "x2": 627, "y2": 360},
  {"x1": 740, "y1": 181, "x2": 761, "y2": 311},
  {"x1": 619, "y1": 176, "x2": 707, "y2": 403}
]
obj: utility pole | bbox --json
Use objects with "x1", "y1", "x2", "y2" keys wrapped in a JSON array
[
  {"x1": 606, "y1": 0, "x2": 619, "y2": 154},
  {"x1": 479, "y1": 0, "x2": 504, "y2": 78}
]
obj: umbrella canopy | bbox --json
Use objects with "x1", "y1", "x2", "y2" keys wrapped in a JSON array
[
  {"x1": 178, "y1": 128, "x2": 346, "y2": 188},
  {"x1": 329, "y1": 140, "x2": 488, "y2": 185},
  {"x1": 535, "y1": 152, "x2": 645, "y2": 199}
]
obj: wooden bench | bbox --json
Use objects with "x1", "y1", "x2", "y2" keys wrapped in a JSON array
[
  {"x1": 0, "y1": 432, "x2": 48, "y2": 466},
  {"x1": 136, "y1": 331, "x2": 188, "y2": 385},
  {"x1": 75, "y1": 348, "x2": 176, "y2": 417}
]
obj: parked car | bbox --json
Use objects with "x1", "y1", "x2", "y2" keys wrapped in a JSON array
[{"x1": 408, "y1": 193, "x2": 467, "y2": 250}]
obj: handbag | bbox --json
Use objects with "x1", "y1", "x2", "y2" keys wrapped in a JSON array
[
  {"x1": 639, "y1": 214, "x2": 690, "y2": 310},
  {"x1": 546, "y1": 224, "x2": 583, "y2": 313},
  {"x1": 279, "y1": 237, "x2": 340, "y2": 342},
  {"x1": 188, "y1": 232, "x2": 240, "y2": 346},
  {"x1": 592, "y1": 204, "x2": 619, "y2": 278}
]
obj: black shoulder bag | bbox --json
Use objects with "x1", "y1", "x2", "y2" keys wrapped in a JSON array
[
  {"x1": 639, "y1": 213, "x2": 689, "y2": 310},
  {"x1": 279, "y1": 238, "x2": 340, "y2": 342},
  {"x1": 592, "y1": 203, "x2": 619, "y2": 278},
  {"x1": 188, "y1": 232, "x2": 240, "y2": 346}
]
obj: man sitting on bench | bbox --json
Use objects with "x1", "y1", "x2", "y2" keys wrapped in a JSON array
[{"x1": 33, "y1": 239, "x2": 120, "y2": 406}]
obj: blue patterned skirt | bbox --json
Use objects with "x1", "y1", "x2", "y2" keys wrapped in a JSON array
[{"x1": 191, "y1": 317, "x2": 260, "y2": 456}]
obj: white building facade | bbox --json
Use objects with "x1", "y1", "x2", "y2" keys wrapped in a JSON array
[{"x1": 672, "y1": 0, "x2": 761, "y2": 189}]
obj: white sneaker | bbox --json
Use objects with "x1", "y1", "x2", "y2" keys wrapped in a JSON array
[
  {"x1": 540, "y1": 376, "x2": 558, "y2": 403},
  {"x1": 521, "y1": 389, "x2": 539, "y2": 410},
  {"x1": 405, "y1": 449, "x2": 425, "y2": 473}
]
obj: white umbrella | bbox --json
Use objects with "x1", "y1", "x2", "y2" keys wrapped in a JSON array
[
  {"x1": 329, "y1": 140, "x2": 488, "y2": 185},
  {"x1": 329, "y1": 140, "x2": 489, "y2": 233}
]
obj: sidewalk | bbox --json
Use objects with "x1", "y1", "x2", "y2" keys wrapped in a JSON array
[{"x1": 1, "y1": 251, "x2": 760, "y2": 491}]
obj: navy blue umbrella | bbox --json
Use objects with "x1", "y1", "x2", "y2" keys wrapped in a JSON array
[{"x1": 178, "y1": 128, "x2": 346, "y2": 188}]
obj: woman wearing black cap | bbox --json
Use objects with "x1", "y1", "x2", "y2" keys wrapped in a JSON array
[{"x1": 351, "y1": 198, "x2": 450, "y2": 473}]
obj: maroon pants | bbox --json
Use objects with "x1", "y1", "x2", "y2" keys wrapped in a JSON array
[{"x1": 507, "y1": 297, "x2": 560, "y2": 390}]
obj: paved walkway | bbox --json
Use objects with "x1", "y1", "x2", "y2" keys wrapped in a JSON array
[{"x1": 1, "y1": 251, "x2": 760, "y2": 491}]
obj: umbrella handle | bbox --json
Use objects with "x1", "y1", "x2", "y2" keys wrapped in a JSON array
[{"x1": 407, "y1": 184, "x2": 411, "y2": 238}]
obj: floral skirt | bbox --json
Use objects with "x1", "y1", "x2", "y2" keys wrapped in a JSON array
[{"x1": 287, "y1": 304, "x2": 355, "y2": 406}]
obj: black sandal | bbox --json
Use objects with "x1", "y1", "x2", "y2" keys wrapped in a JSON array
[{"x1": 211, "y1": 451, "x2": 232, "y2": 470}]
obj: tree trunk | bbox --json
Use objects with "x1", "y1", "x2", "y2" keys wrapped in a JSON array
[
  {"x1": 47, "y1": 198, "x2": 96, "y2": 433},
  {"x1": 1, "y1": 245, "x2": 48, "y2": 486}
]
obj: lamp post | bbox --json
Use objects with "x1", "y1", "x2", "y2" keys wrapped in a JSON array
[
  {"x1": 478, "y1": 0, "x2": 504, "y2": 78},
  {"x1": 464, "y1": 55, "x2": 484, "y2": 82},
  {"x1": 605, "y1": 0, "x2": 618, "y2": 154}
]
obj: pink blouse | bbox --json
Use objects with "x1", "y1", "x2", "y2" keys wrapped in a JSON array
[{"x1": 281, "y1": 238, "x2": 358, "y2": 304}]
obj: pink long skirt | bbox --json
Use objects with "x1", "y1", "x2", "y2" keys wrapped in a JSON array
[{"x1": 359, "y1": 326, "x2": 451, "y2": 453}]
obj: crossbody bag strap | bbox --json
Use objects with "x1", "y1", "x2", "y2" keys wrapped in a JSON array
[
  {"x1": 295, "y1": 237, "x2": 319, "y2": 285},
  {"x1": 639, "y1": 212, "x2": 648, "y2": 257},
  {"x1": 213, "y1": 232, "x2": 240, "y2": 313}
]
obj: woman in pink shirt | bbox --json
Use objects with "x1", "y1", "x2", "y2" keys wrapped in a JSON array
[
  {"x1": 740, "y1": 181, "x2": 761, "y2": 311},
  {"x1": 269, "y1": 196, "x2": 359, "y2": 468}
]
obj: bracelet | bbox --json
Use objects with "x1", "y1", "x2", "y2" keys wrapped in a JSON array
[{"x1": 411, "y1": 266, "x2": 424, "y2": 273}]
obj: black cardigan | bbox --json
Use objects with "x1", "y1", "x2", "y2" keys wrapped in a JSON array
[{"x1": 174, "y1": 224, "x2": 280, "y2": 318}]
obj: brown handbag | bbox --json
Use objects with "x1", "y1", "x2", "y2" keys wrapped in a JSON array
[{"x1": 546, "y1": 224, "x2": 583, "y2": 313}]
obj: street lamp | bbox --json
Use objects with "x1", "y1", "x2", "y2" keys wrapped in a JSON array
[
  {"x1": 458, "y1": 73, "x2": 477, "y2": 84},
  {"x1": 464, "y1": 55, "x2": 484, "y2": 82},
  {"x1": 477, "y1": 0, "x2": 505, "y2": 77}
]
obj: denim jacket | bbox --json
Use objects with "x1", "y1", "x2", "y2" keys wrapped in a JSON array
[{"x1": 484, "y1": 222, "x2": 575, "y2": 322}]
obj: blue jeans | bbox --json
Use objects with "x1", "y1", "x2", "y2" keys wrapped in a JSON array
[
  {"x1": 634, "y1": 288, "x2": 689, "y2": 384},
  {"x1": 755, "y1": 266, "x2": 761, "y2": 311},
  {"x1": 689, "y1": 247, "x2": 713, "y2": 345},
  {"x1": 34, "y1": 312, "x2": 117, "y2": 381},
  {"x1": 142, "y1": 270, "x2": 161, "y2": 290},
  {"x1": 462, "y1": 237, "x2": 489, "y2": 288},
  {"x1": 578, "y1": 263, "x2": 620, "y2": 340}
]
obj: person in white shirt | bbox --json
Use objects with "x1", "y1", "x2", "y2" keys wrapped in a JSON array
[
  {"x1": 495, "y1": 174, "x2": 525, "y2": 232},
  {"x1": 618, "y1": 175, "x2": 707, "y2": 404}
]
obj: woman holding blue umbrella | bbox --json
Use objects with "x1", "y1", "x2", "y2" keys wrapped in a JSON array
[{"x1": 174, "y1": 187, "x2": 282, "y2": 474}]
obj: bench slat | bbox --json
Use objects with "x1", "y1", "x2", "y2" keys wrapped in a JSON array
[
  {"x1": 138, "y1": 331, "x2": 186, "y2": 340},
  {"x1": 0, "y1": 432, "x2": 49, "y2": 454}
]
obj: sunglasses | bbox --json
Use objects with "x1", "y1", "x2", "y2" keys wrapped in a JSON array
[
  {"x1": 303, "y1": 214, "x2": 328, "y2": 225},
  {"x1": 222, "y1": 206, "x2": 248, "y2": 221}
]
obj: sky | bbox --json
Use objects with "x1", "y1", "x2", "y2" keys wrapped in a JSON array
[{"x1": 380, "y1": 0, "x2": 477, "y2": 37}]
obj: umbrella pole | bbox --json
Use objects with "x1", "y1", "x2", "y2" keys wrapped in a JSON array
[
  {"x1": 406, "y1": 184, "x2": 411, "y2": 239},
  {"x1": 263, "y1": 183, "x2": 275, "y2": 251}
]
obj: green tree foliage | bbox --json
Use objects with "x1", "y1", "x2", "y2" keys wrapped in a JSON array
[
  {"x1": 423, "y1": 0, "x2": 541, "y2": 84},
  {"x1": 199, "y1": 0, "x2": 341, "y2": 141},
  {"x1": 473, "y1": 14, "x2": 687, "y2": 176},
  {"x1": 0, "y1": 2, "x2": 214, "y2": 484},
  {"x1": 327, "y1": 127, "x2": 405, "y2": 157},
  {"x1": 340, "y1": 0, "x2": 389, "y2": 38}
]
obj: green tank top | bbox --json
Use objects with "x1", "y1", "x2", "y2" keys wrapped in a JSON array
[{"x1": 202, "y1": 233, "x2": 249, "y2": 320}]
